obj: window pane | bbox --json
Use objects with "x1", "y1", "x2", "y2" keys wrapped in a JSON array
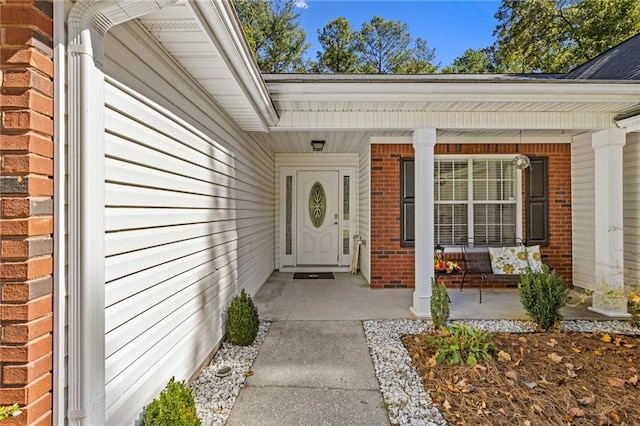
[
  {"x1": 473, "y1": 161, "x2": 487, "y2": 179},
  {"x1": 343, "y1": 176, "x2": 350, "y2": 255},
  {"x1": 454, "y1": 181, "x2": 467, "y2": 200},
  {"x1": 439, "y1": 181, "x2": 454, "y2": 201},
  {"x1": 435, "y1": 203, "x2": 468, "y2": 245},
  {"x1": 285, "y1": 175, "x2": 292, "y2": 255},
  {"x1": 474, "y1": 203, "x2": 517, "y2": 244},
  {"x1": 473, "y1": 179, "x2": 487, "y2": 200}
]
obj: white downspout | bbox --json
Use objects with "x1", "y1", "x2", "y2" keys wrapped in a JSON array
[{"x1": 65, "y1": 1, "x2": 176, "y2": 424}]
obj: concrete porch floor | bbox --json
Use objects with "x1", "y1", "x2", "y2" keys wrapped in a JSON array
[{"x1": 254, "y1": 272, "x2": 615, "y2": 321}]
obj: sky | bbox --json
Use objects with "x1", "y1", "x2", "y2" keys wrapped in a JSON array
[{"x1": 295, "y1": 0, "x2": 502, "y2": 68}]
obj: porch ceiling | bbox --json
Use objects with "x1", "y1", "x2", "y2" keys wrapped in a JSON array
[{"x1": 248, "y1": 129, "x2": 586, "y2": 154}]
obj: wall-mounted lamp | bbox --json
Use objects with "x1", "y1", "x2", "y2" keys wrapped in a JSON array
[{"x1": 311, "y1": 140, "x2": 325, "y2": 152}]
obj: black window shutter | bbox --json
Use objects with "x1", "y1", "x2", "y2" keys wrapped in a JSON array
[
  {"x1": 400, "y1": 159, "x2": 415, "y2": 246},
  {"x1": 525, "y1": 156, "x2": 549, "y2": 246}
]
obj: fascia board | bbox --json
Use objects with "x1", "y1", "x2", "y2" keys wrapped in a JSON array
[
  {"x1": 187, "y1": 0, "x2": 278, "y2": 128},
  {"x1": 267, "y1": 81, "x2": 640, "y2": 104}
]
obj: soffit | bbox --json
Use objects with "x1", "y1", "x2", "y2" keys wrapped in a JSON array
[{"x1": 137, "y1": 3, "x2": 276, "y2": 132}]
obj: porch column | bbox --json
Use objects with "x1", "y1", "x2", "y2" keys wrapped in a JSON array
[
  {"x1": 410, "y1": 128, "x2": 436, "y2": 317},
  {"x1": 588, "y1": 129, "x2": 630, "y2": 317}
]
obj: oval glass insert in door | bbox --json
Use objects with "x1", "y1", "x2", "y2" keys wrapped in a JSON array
[{"x1": 309, "y1": 181, "x2": 326, "y2": 228}]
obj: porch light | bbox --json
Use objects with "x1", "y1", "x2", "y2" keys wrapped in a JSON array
[
  {"x1": 311, "y1": 140, "x2": 325, "y2": 152},
  {"x1": 512, "y1": 154, "x2": 531, "y2": 169},
  {"x1": 513, "y1": 130, "x2": 530, "y2": 169}
]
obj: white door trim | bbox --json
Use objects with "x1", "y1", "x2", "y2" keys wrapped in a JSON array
[{"x1": 277, "y1": 161, "x2": 358, "y2": 272}]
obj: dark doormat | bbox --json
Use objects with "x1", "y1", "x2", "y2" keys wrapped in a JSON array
[{"x1": 293, "y1": 272, "x2": 334, "y2": 279}]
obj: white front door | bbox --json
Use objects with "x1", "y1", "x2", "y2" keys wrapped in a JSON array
[{"x1": 297, "y1": 171, "x2": 340, "y2": 265}]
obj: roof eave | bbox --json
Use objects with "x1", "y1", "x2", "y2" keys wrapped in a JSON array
[{"x1": 187, "y1": 0, "x2": 278, "y2": 129}]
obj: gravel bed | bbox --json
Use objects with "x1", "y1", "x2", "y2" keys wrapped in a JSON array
[
  {"x1": 191, "y1": 321, "x2": 271, "y2": 425},
  {"x1": 363, "y1": 318, "x2": 639, "y2": 426},
  {"x1": 189, "y1": 318, "x2": 637, "y2": 425}
]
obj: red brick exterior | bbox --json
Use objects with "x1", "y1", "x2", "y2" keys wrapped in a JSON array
[
  {"x1": 370, "y1": 143, "x2": 573, "y2": 289},
  {"x1": 1, "y1": 1, "x2": 54, "y2": 424}
]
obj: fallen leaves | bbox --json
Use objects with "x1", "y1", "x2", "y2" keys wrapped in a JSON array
[
  {"x1": 548, "y1": 352, "x2": 563, "y2": 363},
  {"x1": 567, "y1": 406, "x2": 585, "y2": 420},
  {"x1": 403, "y1": 330, "x2": 640, "y2": 426},
  {"x1": 578, "y1": 395, "x2": 596, "y2": 406},
  {"x1": 497, "y1": 350, "x2": 512, "y2": 362},
  {"x1": 608, "y1": 377, "x2": 626, "y2": 388}
]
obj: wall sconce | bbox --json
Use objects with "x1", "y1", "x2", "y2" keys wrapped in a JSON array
[{"x1": 311, "y1": 140, "x2": 325, "y2": 152}]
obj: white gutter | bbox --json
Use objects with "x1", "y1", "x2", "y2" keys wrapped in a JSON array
[
  {"x1": 66, "y1": 1, "x2": 176, "y2": 424},
  {"x1": 616, "y1": 112, "x2": 640, "y2": 132},
  {"x1": 187, "y1": 0, "x2": 279, "y2": 129}
]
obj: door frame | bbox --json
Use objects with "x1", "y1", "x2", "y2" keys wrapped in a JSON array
[{"x1": 277, "y1": 157, "x2": 358, "y2": 272}]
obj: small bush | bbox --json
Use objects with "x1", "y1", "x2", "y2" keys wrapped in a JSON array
[
  {"x1": 430, "y1": 278, "x2": 449, "y2": 330},
  {"x1": 143, "y1": 377, "x2": 200, "y2": 426},
  {"x1": 519, "y1": 266, "x2": 569, "y2": 331},
  {"x1": 226, "y1": 289, "x2": 259, "y2": 346},
  {"x1": 422, "y1": 323, "x2": 496, "y2": 366}
]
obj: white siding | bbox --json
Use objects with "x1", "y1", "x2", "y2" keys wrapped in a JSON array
[
  {"x1": 624, "y1": 133, "x2": 640, "y2": 284},
  {"x1": 102, "y1": 24, "x2": 274, "y2": 425},
  {"x1": 571, "y1": 133, "x2": 596, "y2": 290},
  {"x1": 274, "y1": 154, "x2": 359, "y2": 269},
  {"x1": 359, "y1": 144, "x2": 371, "y2": 282}
]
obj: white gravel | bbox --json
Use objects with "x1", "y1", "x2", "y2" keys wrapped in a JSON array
[
  {"x1": 191, "y1": 321, "x2": 271, "y2": 426},
  {"x1": 363, "y1": 318, "x2": 639, "y2": 426},
  {"x1": 190, "y1": 318, "x2": 638, "y2": 426}
]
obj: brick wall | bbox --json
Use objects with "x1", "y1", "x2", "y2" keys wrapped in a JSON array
[
  {"x1": 0, "y1": 1, "x2": 54, "y2": 424},
  {"x1": 370, "y1": 143, "x2": 573, "y2": 289}
]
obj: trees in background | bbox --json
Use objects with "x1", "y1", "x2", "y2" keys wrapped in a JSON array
[
  {"x1": 314, "y1": 17, "x2": 358, "y2": 73},
  {"x1": 234, "y1": 0, "x2": 640, "y2": 74},
  {"x1": 441, "y1": 48, "x2": 498, "y2": 74},
  {"x1": 493, "y1": 0, "x2": 640, "y2": 73},
  {"x1": 234, "y1": 0, "x2": 309, "y2": 73}
]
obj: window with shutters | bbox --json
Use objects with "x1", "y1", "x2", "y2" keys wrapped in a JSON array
[{"x1": 401, "y1": 157, "x2": 522, "y2": 247}]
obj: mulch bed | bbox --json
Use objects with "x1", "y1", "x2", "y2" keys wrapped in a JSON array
[{"x1": 403, "y1": 330, "x2": 640, "y2": 425}]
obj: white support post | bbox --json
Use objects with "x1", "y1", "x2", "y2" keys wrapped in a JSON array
[
  {"x1": 66, "y1": 1, "x2": 176, "y2": 424},
  {"x1": 410, "y1": 128, "x2": 437, "y2": 317},
  {"x1": 588, "y1": 129, "x2": 631, "y2": 317}
]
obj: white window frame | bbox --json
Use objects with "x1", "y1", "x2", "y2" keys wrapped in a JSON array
[{"x1": 434, "y1": 155, "x2": 523, "y2": 249}]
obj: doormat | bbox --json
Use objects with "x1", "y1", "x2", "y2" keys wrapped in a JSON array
[{"x1": 293, "y1": 272, "x2": 334, "y2": 279}]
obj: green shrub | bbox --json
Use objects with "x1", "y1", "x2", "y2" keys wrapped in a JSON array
[
  {"x1": 422, "y1": 323, "x2": 496, "y2": 366},
  {"x1": 518, "y1": 266, "x2": 569, "y2": 331},
  {"x1": 143, "y1": 377, "x2": 200, "y2": 426},
  {"x1": 430, "y1": 278, "x2": 449, "y2": 330},
  {"x1": 226, "y1": 289, "x2": 259, "y2": 346}
]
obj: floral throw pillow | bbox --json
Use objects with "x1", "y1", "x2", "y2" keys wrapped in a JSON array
[
  {"x1": 526, "y1": 245, "x2": 544, "y2": 272},
  {"x1": 488, "y1": 246, "x2": 529, "y2": 274}
]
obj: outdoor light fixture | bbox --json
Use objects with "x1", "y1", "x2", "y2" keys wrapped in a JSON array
[
  {"x1": 512, "y1": 130, "x2": 531, "y2": 170},
  {"x1": 311, "y1": 140, "x2": 325, "y2": 152}
]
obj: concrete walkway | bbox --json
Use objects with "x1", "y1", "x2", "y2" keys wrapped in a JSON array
[
  {"x1": 226, "y1": 272, "x2": 609, "y2": 425},
  {"x1": 226, "y1": 321, "x2": 389, "y2": 426}
]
